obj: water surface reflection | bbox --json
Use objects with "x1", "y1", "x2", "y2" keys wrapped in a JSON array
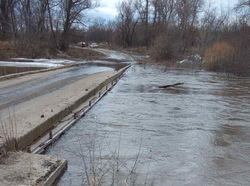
[{"x1": 47, "y1": 64, "x2": 250, "y2": 186}]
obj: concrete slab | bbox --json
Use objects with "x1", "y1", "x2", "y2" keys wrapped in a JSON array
[
  {"x1": 0, "y1": 152, "x2": 67, "y2": 186},
  {"x1": 0, "y1": 66, "x2": 130, "y2": 151}
]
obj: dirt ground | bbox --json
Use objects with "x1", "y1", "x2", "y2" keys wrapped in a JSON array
[{"x1": 0, "y1": 152, "x2": 66, "y2": 186}]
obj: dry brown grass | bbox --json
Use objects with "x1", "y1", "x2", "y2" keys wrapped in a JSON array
[
  {"x1": 0, "y1": 110, "x2": 18, "y2": 162},
  {"x1": 14, "y1": 39, "x2": 56, "y2": 59},
  {"x1": 150, "y1": 34, "x2": 176, "y2": 61},
  {"x1": 67, "y1": 47, "x2": 105, "y2": 60},
  {"x1": 204, "y1": 41, "x2": 235, "y2": 71},
  {"x1": 0, "y1": 40, "x2": 55, "y2": 60},
  {"x1": 0, "y1": 41, "x2": 17, "y2": 60},
  {"x1": 124, "y1": 46, "x2": 149, "y2": 55},
  {"x1": 0, "y1": 41, "x2": 105, "y2": 62}
]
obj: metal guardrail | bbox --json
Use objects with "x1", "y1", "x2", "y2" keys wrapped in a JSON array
[{"x1": 32, "y1": 76, "x2": 121, "y2": 154}]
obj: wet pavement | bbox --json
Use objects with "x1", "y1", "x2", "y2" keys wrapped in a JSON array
[
  {"x1": 0, "y1": 63, "x2": 126, "y2": 110},
  {"x1": 0, "y1": 66, "x2": 44, "y2": 76},
  {"x1": 0, "y1": 61, "x2": 63, "y2": 69},
  {"x1": 46, "y1": 64, "x2": 250, "y2": 186}
]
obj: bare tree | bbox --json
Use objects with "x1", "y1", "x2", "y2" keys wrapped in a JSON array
[
  {"x1": 87, "y1": 18, "x2": 106, "y2": 42},
  {"x1": 235, "y1": 0, "x2": 250, "y2": 23},
  {"x1": 46, "y1": 0, "x2": 58, "y2": 47},
  {"x1": 236, "y1": 0, "x2": 250, "y2": 8},
  {"x1": 198, "y1": 1, "x2": 231, "y2": 53},
  {"x1": 21, "y1": 0, "x2": 33, "y2": 33},
  {"x1": 60, "y1": 0, "x2": 96, "y2": 51},
  {"x1": 117, "y1": 0, "x2": 139, "y2": 47},
  {"x1": 176, "y1": 0, "x2": 204, "y2": 52},
  {"x1": 151, "y1": 0, "x2": 176, "y2": 27},
  {"x1": 0, "y1": 0, "x2": 17, "y2": 40},
  {"x1": 134, "y1": 0, "x2": 150, "y2": 45},
  {"x1": 37, "y1": 0, "x2": 48, "y2": 39}
]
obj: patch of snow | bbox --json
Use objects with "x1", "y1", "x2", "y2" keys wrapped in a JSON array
[
  {"x1": 107, "y1": 53, "x2": 126, "y2": 60},
  {"x1": 178, "y1": 59, "x2": 189, "y2": 64},
  {"x1": 0, "y1": 61, "x2": 63, "y2": 68},
  {"x1": 34, "y1": 59, "x2": 73, "y2": 64},
  {"x1": 11, "y1": 58, "x2": 34, "y2": 61},
  {"x1": 177, "y1": 54, "x2": 202, "y2": 64},
  {"x1": 11, "y1": 58, "x2": 77, "y2": 65},
  {"x1": 89, "y1": 60, "x2": 118, "y2": 64}
]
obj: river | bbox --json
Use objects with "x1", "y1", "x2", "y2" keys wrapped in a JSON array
[{"x1": 46, "y1": 64, "x2": 250, "y2": 186}]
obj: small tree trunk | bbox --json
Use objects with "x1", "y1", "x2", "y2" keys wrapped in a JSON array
[
  {"x1": 60, "y1": 0, "x2": 72, "y2": 51},
  {"x1": 47, "y1": 0, "x2": 58, "y2": 48},
  {"x1": 60, "y1": 30, "x2": 70, "y2": 51}
]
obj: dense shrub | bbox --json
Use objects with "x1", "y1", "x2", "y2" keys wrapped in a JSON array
[
  {"x1": 67, "y1": 47, "x2": 105, "y2": 59},
  {"x1": 150, "y1": 34, "x2": 179, "y2": 61},
  {"x1": 233, "y1": 47, "x2": 250, "y2": 76},
  {"x1": 14, "y1": 38, "x2": 53, "y2": 59},
  {"x1": 204, "y1": 26, "x2": 250, "y2": 76},
  {"x1": 0, "y1": 41, "x2": 17, "y2": 60},
  {"x1": 230, "y1": 27, "x2": 250, "y2": 76},
  {"x1": 0, "y1": 39, "x2": 58, "y2": 60},
  {"x1": 204, "y1": 41, "x2": 235, "y2": 72}
]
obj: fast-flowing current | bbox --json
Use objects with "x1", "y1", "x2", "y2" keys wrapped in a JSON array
[{"x1": 46, "y1": 64, "x2": 250, "y2": 186}]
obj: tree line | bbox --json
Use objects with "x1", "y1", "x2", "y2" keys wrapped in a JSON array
[
  {"x1": 89, "y1": 0, "x2": 248, "y2": 54},
  {"x1": 0, "y1": 0, "x2": 249, "y2": 75},
  {"x1": 87, "y1": 0, "x2": 250, "y2": 75},
  {"x1": 0, "y1": 0, "x2": 97, "y2": 54}
]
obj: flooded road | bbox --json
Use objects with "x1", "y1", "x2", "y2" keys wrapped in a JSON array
[
  {"x1": 46, "y1": 64, "x2": 250, "y2": 186},
  {"x1": 0, "y1": 63, "x2": 126, "y2": 110}
]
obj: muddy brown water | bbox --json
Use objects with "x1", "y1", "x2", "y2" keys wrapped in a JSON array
[{"x1": 46, "y1": 64, "x2": 250, "y2": 186}]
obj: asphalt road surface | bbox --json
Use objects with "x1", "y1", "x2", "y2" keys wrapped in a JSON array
[{"x1": 0, "y1": 49, "x2": 131, "y2": 111}]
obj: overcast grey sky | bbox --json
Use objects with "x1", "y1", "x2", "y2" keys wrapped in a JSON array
[
  {"x1": 87, "y1": 0, "x2": 239, "y2": 21},
  {"x1": 87, "y1": 0, "x2": 118, "y2": 20}
]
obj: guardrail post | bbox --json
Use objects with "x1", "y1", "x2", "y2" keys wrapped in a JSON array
[
  {"x1": 27, "y1": 146, "x2": 31, "y2": 153},
  {"x1": 49, "y1": 131, "x2": 53, "y2": 139}
]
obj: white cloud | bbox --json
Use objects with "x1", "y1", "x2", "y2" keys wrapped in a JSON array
[
  {"x1": 87, "y1": 0, "x2": 239, "y2": 21},
  {"x1": 99, "y1": 0, "x2": 119, "y2": 8},
  {"x1": 95, "y1": 6, "x2": 118, "y2": 17},
  {"x1": 87, "y1": 0, "x2": 119, "y2": 20}
]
